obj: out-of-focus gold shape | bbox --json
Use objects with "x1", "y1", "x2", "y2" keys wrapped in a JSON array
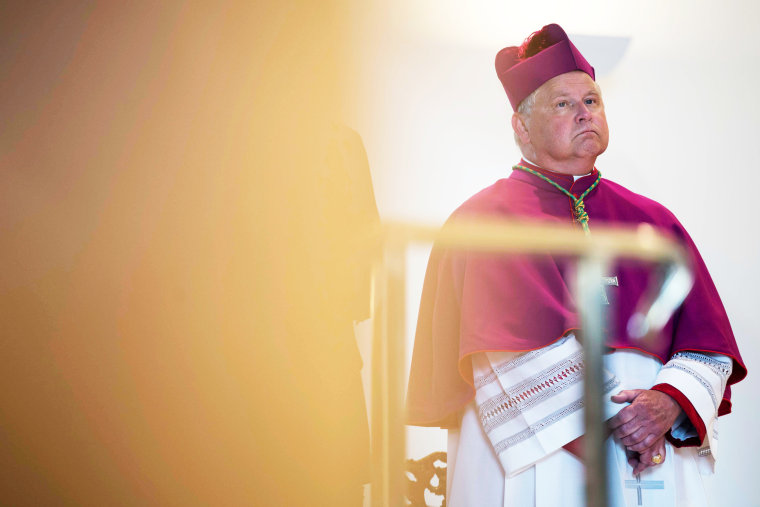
[{"x1": 0, "y1": 1, "x2": 375, "y2": 505}]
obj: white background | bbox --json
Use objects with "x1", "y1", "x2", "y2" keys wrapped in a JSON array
[{"x1": 351, "y1": 1, "x2": 760, "y2": 505}]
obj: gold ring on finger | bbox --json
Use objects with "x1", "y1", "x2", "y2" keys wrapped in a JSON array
[{"x1": 651, "y1": 453, "x2": 663, "y2": 465}]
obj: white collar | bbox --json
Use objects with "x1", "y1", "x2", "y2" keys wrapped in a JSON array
[{"x1": 522, "y1": 157, "x2": 591, "y2": 181}]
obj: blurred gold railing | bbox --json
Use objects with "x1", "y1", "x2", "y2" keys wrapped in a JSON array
[{"x1": 370, "y1": 219, "x2": 694, "y2": 507}]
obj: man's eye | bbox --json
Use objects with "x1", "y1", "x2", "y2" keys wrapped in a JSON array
[
  {"x1": 557, "y1": 101, "x2": 568, "y2": 108},
  {"x1": 584, "y1": 98, "x2": 597, "y2": 105}
]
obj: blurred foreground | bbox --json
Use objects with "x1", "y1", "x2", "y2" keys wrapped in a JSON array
[{"x1": 0, "y1": 1, "x2": 375, "y2": 505}]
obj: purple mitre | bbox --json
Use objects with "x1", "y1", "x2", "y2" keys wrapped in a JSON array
[{"x1": 496, "y1": 23, "x2": 595, "y2": 110}]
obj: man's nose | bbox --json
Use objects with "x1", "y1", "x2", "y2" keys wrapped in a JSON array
[{"x1": 576, "y1": 103, "x2": 592, "y2": 122}]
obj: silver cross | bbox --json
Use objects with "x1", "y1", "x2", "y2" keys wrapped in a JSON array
[
  {"x1": 601, "y1": 276, "x2": 619, "y2": 305},
  {"x1": 624, "y1": 474, "x2": 665, "y2": 506}
]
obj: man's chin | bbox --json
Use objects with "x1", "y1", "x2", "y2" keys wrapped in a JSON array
[{"x1": 577, "y1": 140, "x2": 608, "y2": 158}]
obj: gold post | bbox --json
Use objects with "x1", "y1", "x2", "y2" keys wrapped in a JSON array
[
  {"x1": 371, "y1": 239, "x2": 407, "y2": 507},
  {"x1": 577, "y1": 252, "x2": 612, "y2": 507}
]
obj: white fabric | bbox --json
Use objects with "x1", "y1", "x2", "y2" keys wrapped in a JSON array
[
  {"x1": 448, "y1": 347, "x2": 724, "y2": 507},
  {"x1": 472, "y1": 334, "x2": 620, "y2": 477},
  {"x1": 653, "y1": 351, "x2": 732, "y2": 465}
]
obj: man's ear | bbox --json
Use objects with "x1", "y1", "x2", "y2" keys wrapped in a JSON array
[{"x1": 512, "y1": 113, "x2": 530, "y2": 145}]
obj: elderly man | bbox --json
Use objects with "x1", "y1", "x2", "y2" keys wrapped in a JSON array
[{"x1": 406, "y1": 24, "x2": 745, "y2": 507}]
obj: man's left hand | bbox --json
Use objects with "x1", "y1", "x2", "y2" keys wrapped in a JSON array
[
  {"x1": 608, "y1": 389, "x2": 681, "y2": 453},
  {"x1": 626, "y1": 436, "x2": 667, "y2": 475}
]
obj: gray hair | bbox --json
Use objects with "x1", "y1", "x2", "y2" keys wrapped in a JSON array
[
  {"x1": 517, "y1": 88, "x2": 538, "y2": 119},
  {"x1": 513, "y1": 88, "x2": 538, "y2": 148}
]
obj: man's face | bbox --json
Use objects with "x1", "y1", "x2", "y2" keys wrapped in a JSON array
[{"x1": 520, "y1": 71, "x2": 609, "y2": 173}]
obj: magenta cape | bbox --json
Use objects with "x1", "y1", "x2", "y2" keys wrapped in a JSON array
[{"x1": 406, "y1": 163, "x2": 746, "y2": 427}]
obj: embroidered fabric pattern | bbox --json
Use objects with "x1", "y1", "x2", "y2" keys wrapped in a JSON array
[
  {"x1": 473, "y1": 337, "x2": 569, "y2": 389},
  {"x1": 661, "y1": 362, "x2": 718, "y2": 410},
  {"x1": 671, "y1": 351, "x2": 732, "y2": 378},
  {"x1": 492, "y1": 376, "x2": 620, "y2": 453},
  {"x1": 478, "y1": 352, "x2": 584, "y2": 431},
  {"x1": 493, "y1": 399, "x2": 584, "y2": 453}
]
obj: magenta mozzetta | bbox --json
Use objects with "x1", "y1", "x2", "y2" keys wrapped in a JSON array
[{"x1": 406, "y1": 160, "x2": 746, "y2": 427}]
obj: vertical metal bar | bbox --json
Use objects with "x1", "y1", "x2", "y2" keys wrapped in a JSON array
[
  {"x1": 577, "y1": 255, "x2": 611, "y2": 507},
  {"x1": 385, "y1": 242, "x2": 407, "y2": 507},
  {"x1": 370, "y1": 252, "x2": 386, "y2": 507},
  {"x1": 371, "y1": 241, "x2": 406, "y2": 507}
]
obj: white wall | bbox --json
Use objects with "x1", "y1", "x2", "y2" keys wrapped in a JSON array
[{"x1": 352, "y1": 1, "x2": 760, "y2": 504}]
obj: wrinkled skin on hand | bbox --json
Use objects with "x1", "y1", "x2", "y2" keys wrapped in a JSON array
[{"x1": 608, "y1": 389, "x2": 681, "y2": 474}]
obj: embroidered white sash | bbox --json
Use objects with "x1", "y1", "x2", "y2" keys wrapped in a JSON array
[
  {"x1": 459, "y1": 344, "x2": 731, "y2": 507},
  {"x1": 472, "y1": 334, "x2": 621, "y2": 477}
]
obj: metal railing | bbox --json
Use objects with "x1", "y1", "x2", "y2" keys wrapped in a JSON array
[{"x1": 370, "y1": 219, "x2": 694, "y2": 507}]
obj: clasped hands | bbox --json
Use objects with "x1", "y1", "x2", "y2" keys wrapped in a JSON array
[
  {"x1": 608, "y1": 389, "x2": 681, "y2": 475},
  {"x1": 563, "y1": 389, "x2": 681, "y2": 475}
]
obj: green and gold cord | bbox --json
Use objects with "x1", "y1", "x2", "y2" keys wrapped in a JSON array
[{"x1": 513, "y1": 164, "x2": 602, "y2": 235}]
